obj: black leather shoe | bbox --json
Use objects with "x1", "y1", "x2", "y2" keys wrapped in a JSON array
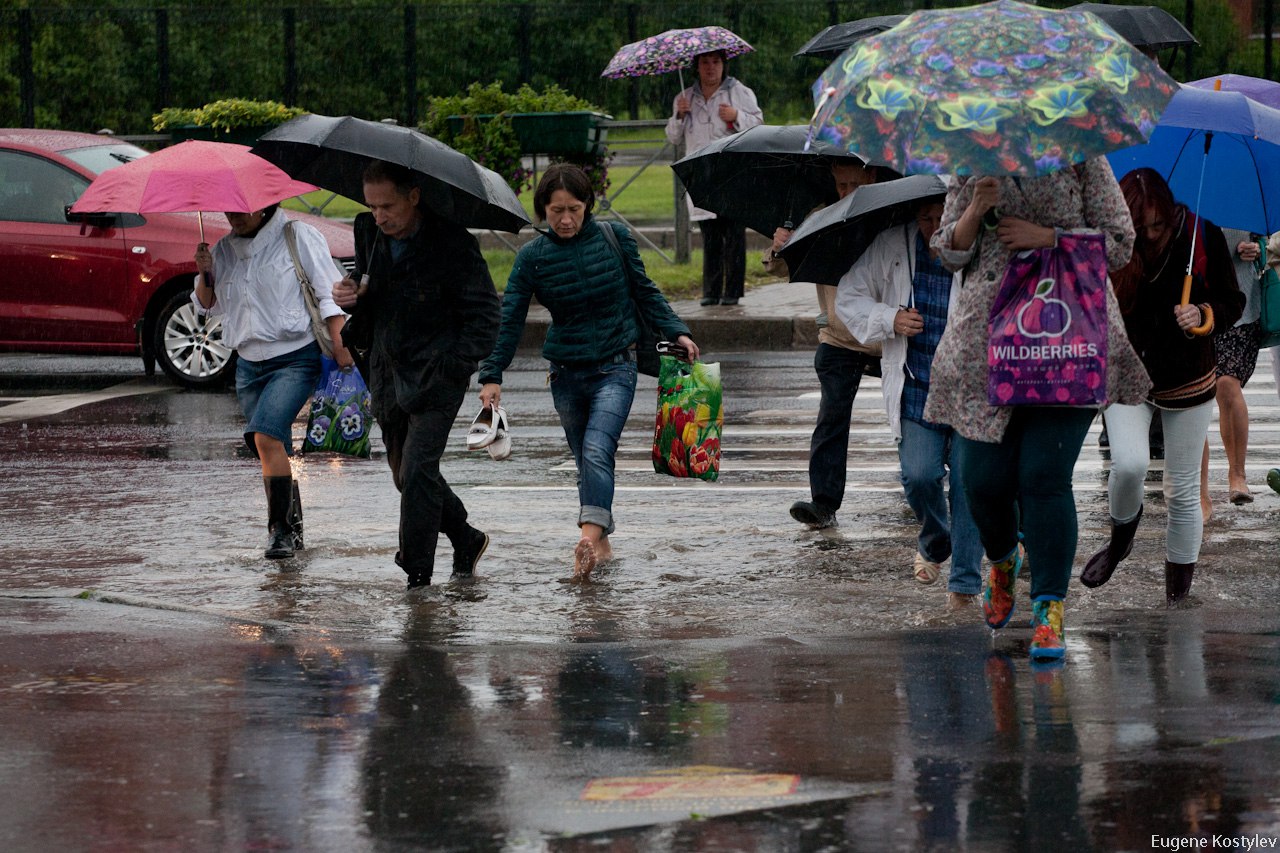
[
  {"x1": 452, "y1": 528, "x2": 490, "y2": 577},
  {"x1": 405, "y1": 572, "x2": 431, "y2": 590},
  {"x1": 789, "y1": 500, "x2": 837, "y2": 529},
  {"x1": 700, "y1": 297, "x2": 719, "y2": 306},
  {"x1": 719, "y1": 298, "x2": 740, "y2": 306}
]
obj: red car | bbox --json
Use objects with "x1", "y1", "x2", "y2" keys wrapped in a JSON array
[{"x1": 0, "y1": 128, "x2": 355, "y2": 388}]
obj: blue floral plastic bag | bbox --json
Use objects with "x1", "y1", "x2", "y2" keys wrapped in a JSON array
[{"x1": 302, "y1": 357, "x2": 374, "y2": 458}]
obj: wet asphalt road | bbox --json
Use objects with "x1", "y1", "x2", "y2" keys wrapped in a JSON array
[{"x1": 1, "y1": 351, "x2": 1279, "y2": 851}]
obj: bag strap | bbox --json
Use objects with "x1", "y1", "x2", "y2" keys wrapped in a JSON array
[
  {"x1": 283, "y1": 220, "x2": 314, "y2": 300},
  {"x1": 597, "y1": 220, "x2": 630, "y2": 286}
]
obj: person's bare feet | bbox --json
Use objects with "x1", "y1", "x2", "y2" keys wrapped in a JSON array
[
  {"x1": 1201, "y1": 493, "x2": 1214, "y2": 524},
  {"x1": 574, "y1": 537, "x2": 598, "y2": 580},
  {"x1": 594, "y1": 535, "x2": 613, "y2": 563}
]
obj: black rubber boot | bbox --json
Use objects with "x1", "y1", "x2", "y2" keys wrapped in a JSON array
[
  {"x1": 263, "y1": 475, "x2": 295, "y2": 560},
  {"x1": 1166, "y1": 561, "x2": 1195, "y2": 605},
  {"x1": 288, "y1": 480, "x2": 304, "y2": 551},
  {"x1": 1080, "y1": 505, "x2": 1143, "y2": 588}
]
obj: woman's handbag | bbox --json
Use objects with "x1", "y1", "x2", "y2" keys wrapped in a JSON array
[
  {"x1": 283, "y1": 220, "x2": 336, "y2": 358},
  {"x1": 652, "y1": 356, "x2": 723, "y2": 481},
  {"x1": 302, "y1": 357, "x2": 374, "y2": 458},
  {"x1": 1255, "y1": 237, "x2": 1280, "y2": 348},
  {"x1": 987, "y1": 232, "x2": 1110, "y2": 407}
]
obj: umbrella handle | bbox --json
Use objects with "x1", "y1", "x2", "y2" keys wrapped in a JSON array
[{"x1": 1180, "y1": 274, "x2": 1213, "y2": 336}]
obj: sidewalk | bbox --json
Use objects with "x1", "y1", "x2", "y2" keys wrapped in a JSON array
[{"x1": 516, "y1": 279, "x2": 821, "y2": 353}]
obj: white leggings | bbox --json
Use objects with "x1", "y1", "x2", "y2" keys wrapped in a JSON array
[{"x1": 1103, "y1": 400, "x2": 1214, "y2": 564}]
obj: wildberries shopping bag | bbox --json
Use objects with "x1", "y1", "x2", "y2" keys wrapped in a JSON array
[
  {"x1": 652, "y1": 356, "x2": 722, "y2": 481},
  {"x1": 987, "y1": 232, "x2": 1109, "y2": 407}
]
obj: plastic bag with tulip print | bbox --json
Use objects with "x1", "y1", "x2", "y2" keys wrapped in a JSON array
[
  {"x1": 652, "y1": 356, "x2": 723, "y2": 481},
  {"x1": 302, "y1": 357, "x2": 374, "y2": 459}
]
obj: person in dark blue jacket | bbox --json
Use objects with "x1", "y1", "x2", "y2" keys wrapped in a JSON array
[{"x1": 478, "y1": 164, "x2": 700, "y2": 580}]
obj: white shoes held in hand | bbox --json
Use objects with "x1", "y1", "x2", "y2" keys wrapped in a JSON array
[
  {"x1": 466, "y1": 404, "x2": 511, "y2": 460},
  {"x1": 487, "y1": 407, "x2": 511, "y2": 460}
]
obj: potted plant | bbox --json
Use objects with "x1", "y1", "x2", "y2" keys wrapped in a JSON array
[
  {"x1": 153, "y1": 99, "x2": 306, "y2": 146},
  {"x1": 423, "y1": 83, "x2": 613, "y2": 197}
]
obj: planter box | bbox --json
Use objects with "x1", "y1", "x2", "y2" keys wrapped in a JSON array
[
  {"x1": 445, "y1": 111, "x2": 610, "y2": 156},
  {"x1": 168, "y1": 125, "x2": 276, "y2": 146}
]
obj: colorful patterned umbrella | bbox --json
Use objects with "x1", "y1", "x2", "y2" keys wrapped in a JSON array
[
  {"x1": 601, "y1": 26, "x2": 753, "y2": 79},
  {"x1": 809, "y1": 0, "x2": 1178, "y2": 177}
]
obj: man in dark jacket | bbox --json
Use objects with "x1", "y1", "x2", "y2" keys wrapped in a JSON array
[{"x1": 333, "y1": 160, "x2": 500, "y2": 589}]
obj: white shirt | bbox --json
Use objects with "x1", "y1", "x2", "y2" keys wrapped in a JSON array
[{"x1": 192, "y1": 211, "x2": 344, "y2": 362}]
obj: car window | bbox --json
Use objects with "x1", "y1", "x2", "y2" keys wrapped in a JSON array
[
  {"x1": 62, "y1": 143, "x2": 149, "y2": 176},
  {"x1": 0, "y1": 150, "x2": 91, "y2": 224}
]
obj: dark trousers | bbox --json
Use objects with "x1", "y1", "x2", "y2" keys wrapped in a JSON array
[
  {"x1": 379, "y1": 376, "x2": 471, "y2": 580},
  {"x1": 809, "y1": 343, "x2": 874, "y2": 513},
  {"x1": 697, "y1": 218, "x2": 746, "y2": 301},
  {"x1": 953, "y1": 407, "x2": 1095, "y2": 600}
]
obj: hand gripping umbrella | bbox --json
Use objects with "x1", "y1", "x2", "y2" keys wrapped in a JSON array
[
  {"x1": 251, "y1": 114, "x2": 529, "y2": 233},
  {"x1": 1107, "y1": 83, "x2": 1280, "y2": 334},
  {"x1": 70, "y1": 139, "x2": 318, "y2": 243}
]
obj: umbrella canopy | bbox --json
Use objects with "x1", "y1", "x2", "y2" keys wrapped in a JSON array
[
  {"x1": 601, "y1": 25, "x2": 753, "y2": 78},
  {"x1": 775, "y1": 175, "x2": 949, "y2": 285},
  {"x1": 670, "y1": 124, "x2": 872, "y2": 238},
  {"x1": 251, "y1": 114, "x2": 529, "y2": 233},
  {"x1": 1186, "y1": 74, "x2": 1280, "y2": 110},
  {"x1": 70, "y1": 140, "x2": 317, "y2": 216},
  {"x1": 1069, "y1": 3, "x2": 1197, "y2": 52},
  {"x1": 1107, "y1": 85, "x2": 1280, "y2": 235},
  {"x1": 809, "y1": 0, "x2": 1178, "y2": 178},
  {"x1": 793, "y1": 15, "x2": 906, "y2": 59}
]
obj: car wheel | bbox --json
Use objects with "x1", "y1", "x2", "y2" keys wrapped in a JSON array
[{"x1": 153, "y1": 290, "x2": 235, "y2": 389}]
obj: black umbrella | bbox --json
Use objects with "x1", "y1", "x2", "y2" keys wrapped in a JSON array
[
  {"x1": 776, "y1": 175, "x2": 948, "y2": 285},
  {"x1": 1070, "y1": 3, "x2": 1198, "y2": 51},
  {"x1": 251, "y1": 113, "x2": 530, "y2": 233},
  {"x1": 793, "y1": 15, "x2": 906, "y2": 58},
  {"x1": 796, "y1": 4, "x2": 1195, "y2": 60},
  {"x1": 670, "y1": 124, "x2": 875, "y2": 238}
]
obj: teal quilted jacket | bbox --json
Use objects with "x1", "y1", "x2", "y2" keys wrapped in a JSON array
[{"x1": 478, "y1": 216, "x2": 690, "y2": 384}]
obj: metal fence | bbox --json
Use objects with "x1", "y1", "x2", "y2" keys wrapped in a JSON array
[{"x1": 0, "y1": 1, "x2": 1236, "y2": 135}]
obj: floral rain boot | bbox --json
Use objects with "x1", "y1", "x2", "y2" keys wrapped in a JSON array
[
  {"x1": 1029, "y1": 596, "x2": 1066, "y2": 661},
  {"x1": 982, "y1": 545, "x2": 1023, "y2": 629}
]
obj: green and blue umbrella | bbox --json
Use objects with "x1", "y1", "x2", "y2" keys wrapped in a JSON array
[{"x1": 808, "y1": 0, "x2": 1178, "y2": 177}]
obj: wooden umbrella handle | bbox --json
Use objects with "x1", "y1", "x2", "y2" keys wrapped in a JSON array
[{"x1": 1181, "y1": 274, "x2": 1214, "y2": 336}]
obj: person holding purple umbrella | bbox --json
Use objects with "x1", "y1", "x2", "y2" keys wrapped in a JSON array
[
  {"x1": 193, "y1": 205, "x2": 353, "y2": 560},
  {"x1": 665, "y1": 49, "x2": 763, "y2": 306}
]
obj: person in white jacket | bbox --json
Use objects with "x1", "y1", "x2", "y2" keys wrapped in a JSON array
[
  {"x1": 665, "y1": 50, "x2": 763, "y2": 306},
  {"x1": 194, "y1": 206, "x2": 351, "y2": 560},
  {"x1": 835, "y1": 200, "x2": 983, "y2": 609}
]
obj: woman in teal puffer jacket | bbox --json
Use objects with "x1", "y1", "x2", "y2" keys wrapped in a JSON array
[{"x1": 478, "y1": 164, "x2": 700, "y2": 579}]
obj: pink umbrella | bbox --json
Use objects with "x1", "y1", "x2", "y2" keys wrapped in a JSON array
[{"x1": 71, "y1": 139, "x2": 318, "y2": 241}]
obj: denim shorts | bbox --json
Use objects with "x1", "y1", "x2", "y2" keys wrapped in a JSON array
[{"x1": 235, "y1": 341, "x2": 322, "y2": 456}]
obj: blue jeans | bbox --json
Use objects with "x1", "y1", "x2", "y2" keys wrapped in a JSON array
[
  {"x1": 549, "y1": 355, "x2": 638, "y2": 535},
  {"x1": 235, "y1": 341, "x2": 322, "y2": 456},
  {"x1": 954, "y1": 407, "x2": 1095, "y2": 600},
  {"x1": 809, "y1": 343, "x2": 875, "y2": 512},
  {"x1": 899, "y1": 417, "x2": 984, "y2": 594}
]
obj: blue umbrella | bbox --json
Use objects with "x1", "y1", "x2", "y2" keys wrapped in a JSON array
[{"x1": 1106, "y1": 84, "x2": 1280, "y2": 236}]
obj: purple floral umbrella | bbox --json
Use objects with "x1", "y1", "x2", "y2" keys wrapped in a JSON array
[{"x1": 601, "y1": 25, "x2": 754, "y2": 90}]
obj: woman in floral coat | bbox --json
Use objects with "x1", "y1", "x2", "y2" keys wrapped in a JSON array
[{"x1": 925, "y1": 157, "x2": 1151, "y2": 662}]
